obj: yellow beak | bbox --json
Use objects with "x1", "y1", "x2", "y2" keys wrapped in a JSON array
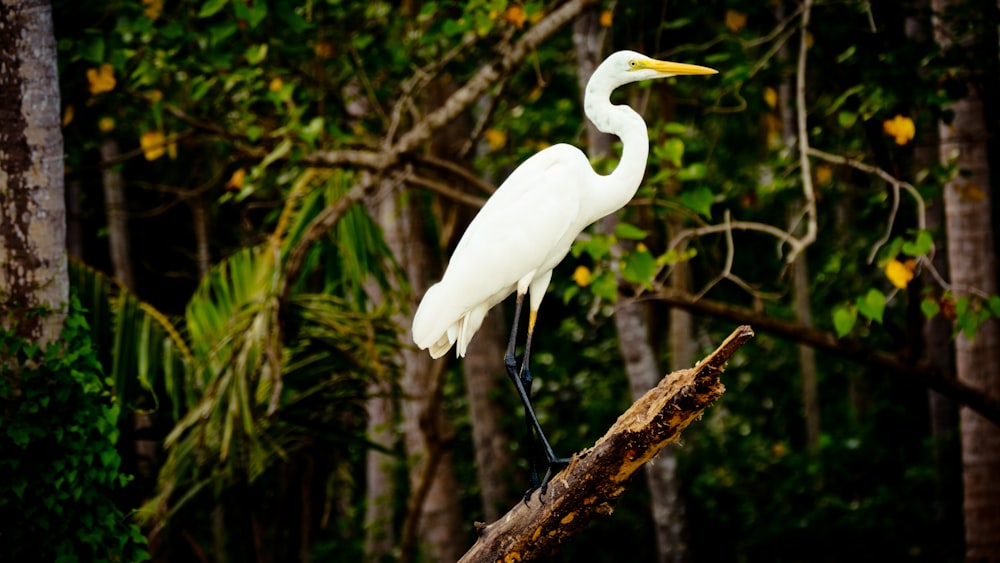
[{"x1": 643, "y1": 60, "x2": 718, "y2": 76}]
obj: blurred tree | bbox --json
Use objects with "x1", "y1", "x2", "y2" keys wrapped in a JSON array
[
  {"x1": 0, "y1": 0, "x2": 67, "y2": 344},
  {"x1": 933, "y1": 0, "x2": 1000, "y2": 557}
]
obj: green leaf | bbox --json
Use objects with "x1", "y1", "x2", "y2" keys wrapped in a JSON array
[
  {"x1": 833, "y1": 305, "x2": 857, "y2": 337},
  {"x1": 856, "y1": 289, "x2": 886, "y2": 323},
  {"x1": 954, "y1": 297, "x2": 989, "y2": 339},
  {"x1": 679, "y1": 186, "x2": 714, "y2": 219},
  {"x1": 198, "y1": 0, "x2": 229, "y2": 18},
  {"x1": 247, "y1": 2, "x2": 268, "y2": 28},
  {"x1": 658, "y1": 137, "x2": 684, "y2": 167},
  {"x1": 663, "y1": 122, "x2": 688, "y2": 135},
  {"x1": 590, "y1": 271, "x2": 618, "y2": 302},
  {"x1": 988, "y1": 295, "x2": 1000, "y2": 318},
  {"x1": 575, "y1": 235, "x2": 611, "y2": 260},
  {"x1": 621, "y1": 248, "x2": 656, "y2": 287},
  {"x1": 614, "y1": 222, "x2": 648, "y2": 240},
  {"x1": 79, "y1": 36, "x2": 105, "y2": 64},
  {"x1": 838, "y1": 110, "x2": 858, "y2": 129},
  {"x1": 442, "y1": 19, "x2": 466, "y2": 36},
  {"x1": 677, "y1": 162, "x2": 707, "y2": 181},
  {"x1": 656, "y1": 247, "x2": 697, "y2": 267},
  {"x1": 921, "y1": 297, "x2": 940, "y2": 319},
  {"x1": 902, "y1": 230, "x2": 933, "y2": 256},
  {"x1": 836, "y1": 45, "x2": 856, "y2": 63},
  {"x1": 245, "y1": 44, "x2": 268, "y2": 65}
]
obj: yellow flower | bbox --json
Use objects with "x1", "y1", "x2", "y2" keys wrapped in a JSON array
[
  {"x1": 504, "y1": 5, "x2": 526, "y2": 29},
  {"x1": 484, "y1": 128, "x2": 507, "y2": 151},
  {"x1": 885, "y1": 258, "x2": 915, "y2": 289},
  {"x1": 815, "y1": 165, "x2": 833, "y2": 185},
  {"x1": 98, "y1": 117, "x2": 115, "y2": 132},
  {"x1": 573, "y1": 265, "x2": 591, "y2": 287},
  {"x1": 882, "y1": 114, "x2": 915, "y2": 145},
  {"x1": 62, "y1": 105, "x2": 74, "y2": 127},
  {"x1": 956, "y1": 183, "x2": 988, "y2": 201},
  {"x1": 226, "y1": 168, "x2": 247, "y2": 190},
  {"x1": 763, "y1": 87, "x2": 778, "y2": 109},
  {"x1": 140, "y1": 131, "x2": 167, "y2": 161},
  {"x1": 314, "y1": 41, "x2": 334, "y2": 58},
  {"x1": 86, "y1": 64, "x2": 116, "y2": 95},
  {"x1": 599, "y1": 10, "x2": 613, "y2": 27},
  {"x1": 142, "y1": 0, "x2": 163, "y2": 20},
  {"x1": 269, "y1": 77, "x2": 284, "y2": 93},
  {"x1": 725, "y1": 10, "x2": 747, "y2": 32}
]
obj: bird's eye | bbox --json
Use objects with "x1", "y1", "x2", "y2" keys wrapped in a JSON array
[{"x1": 628, "y1": 60, "x2": 637, "y2": 68}]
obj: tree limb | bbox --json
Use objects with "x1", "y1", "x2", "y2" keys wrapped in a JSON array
[
  {"x1": 643, "y1": 286, "x2": 1000, "y2": 428},
  {"x1": 458, "y1": 326, "x2": 755, "y2": 562}
]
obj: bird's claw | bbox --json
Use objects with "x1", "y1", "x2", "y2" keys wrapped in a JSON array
[{"x1": 521, "y1": 456, "x2": 570, "y2": 506}]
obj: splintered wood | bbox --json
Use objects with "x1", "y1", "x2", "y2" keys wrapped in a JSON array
[{"x1": 458, "y1": 325, "x2": 755, "y2": 563}]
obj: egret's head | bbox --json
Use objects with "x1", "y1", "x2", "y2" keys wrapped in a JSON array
[{"x1": 599, "y1": 50, "x2": 717, "y2": 88}]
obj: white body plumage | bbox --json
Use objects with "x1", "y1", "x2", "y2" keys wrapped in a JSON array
[{"x1": 412, "y1": 51, "x2": 716, "y2": 358}]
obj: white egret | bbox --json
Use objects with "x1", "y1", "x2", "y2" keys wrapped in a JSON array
[{"x1": 412, "y1": 50, "x2": 717, "y2": 493}]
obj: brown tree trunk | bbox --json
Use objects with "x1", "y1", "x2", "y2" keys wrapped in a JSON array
[
  {"x1": 99, "y1": 139, "x2": 135, "y2": 289},
  {"x1": 773, "y1": 0, "x2": 821, "y2": 451},
  {"x1": 462, "y1": 310, "x2": 518, "y2": 521},
  {"x1": 190, "y1": 194, "x2": 211, "y2": 277},
  {"x1": 573, "y1": 10, "x2": 689, "y2": 562},
  {"x1": 374, "y1": 187, "x2": 466, "y2": 563},
  {"x1": 906, "y1": 3, "x2": 961, "y2": 541},
  {"x1": 0, "y1": 0, "x2": 67, "y2": 348},
  {"x1": 933, "y1": 1, "x2": 1000, "y2": 557},
  {"x1": 363, "y1": 375, "x2": 396, "y2": 561}
]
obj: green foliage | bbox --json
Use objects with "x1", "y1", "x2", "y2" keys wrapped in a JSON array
[
  {"x1": 70, "y1": 260, "x2": 191, "y2": 419},
  {"x1": 50, "y1": 0, "x2": 989, "y2": 560},
  {"x1": 0, "y1": 299, "x2": 149, "y2": 562}
]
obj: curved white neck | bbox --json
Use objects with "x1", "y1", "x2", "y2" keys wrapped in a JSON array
[{"x1": 583, "y1": 80, "x2": 650, "y2": 222}]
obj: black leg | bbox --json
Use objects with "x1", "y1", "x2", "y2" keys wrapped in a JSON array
[
  {"x1": 503, "y1": 293, "x2": 569, "y2": 501},
  {"x1": 504, "y1": 294, "x2": 541, "y2": 490},
  {"x1": 519, "y1": 308, "x2": 570, "y2": 496}
]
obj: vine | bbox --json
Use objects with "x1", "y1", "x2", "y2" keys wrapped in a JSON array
[{"x1": 0, "y1": 297, "x2": 148, "y2": 562}]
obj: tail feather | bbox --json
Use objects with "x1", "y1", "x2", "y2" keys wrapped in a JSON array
[
  {"x1": 413, "y1": 282, "x2": 490, "y2": 359},
  {"x1": 412, "y1": 283, "x2": 458, "y2": 357}
]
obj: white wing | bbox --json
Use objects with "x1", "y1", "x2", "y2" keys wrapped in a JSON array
[{"x1": 412, "y1": 143, "x2": 593, "y2": 357}]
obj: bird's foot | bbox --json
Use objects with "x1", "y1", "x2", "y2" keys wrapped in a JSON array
[{"x1": 521, "y1": 455, "x2": 571, "y2": 505}]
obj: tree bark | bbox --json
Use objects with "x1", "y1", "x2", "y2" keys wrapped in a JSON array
[
  {"x1": 190, "y1": 194, "x2": 211, "y2": 277},
  {"x1": 374, "y1": 187, "x2": 466, "y2": 563},
  {"x1": 933, "y1": 1, "x2": 1000, "y2": 558},
  {"x1": 459, "y1": 326, "x2": 754, "y2": 562},
  {"x1": 363, "y1": 376, "x2": 397, "y2": 561},
  {"x1": 906, "y1": 2, "x2": 961, "y2": 540},
  {"x1": 0, "y1": 0, "x2": 67, "y2": 347},
  {"x1": 773, "y1": 0, "x2": 821, "y2": 451},
  {"x1": 462, "y1": 310, "x2": 518, "y2": 521},
  {"x1": 99, "y1": 139, "x2": 135, "y2": 289}
]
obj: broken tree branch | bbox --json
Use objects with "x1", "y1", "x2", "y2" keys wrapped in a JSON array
[{"x1": 458, "y1": 325, "x2": 755, "y2": 562}]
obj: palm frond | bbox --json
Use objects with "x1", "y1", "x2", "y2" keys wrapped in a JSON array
[{"x1": 69, "y1": 259, "x2": 190, "y2": 416}]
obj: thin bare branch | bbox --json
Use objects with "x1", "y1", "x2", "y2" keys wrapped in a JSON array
[
  {"x1": 416, "y1": 154, "x2": 497, "y2": 196},
  {"x1": 790, "y1": 0, "x2": 817, "y2": 264},
  {"x1": 642, "y1": 287, "x2": 1000, "y2": 428},
  {"x1": 807, "y1": 147, "x2": 929, "y2": 261},
  {"x1": 406, "y1": 173, "x2": 487, "y2": 209}
]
